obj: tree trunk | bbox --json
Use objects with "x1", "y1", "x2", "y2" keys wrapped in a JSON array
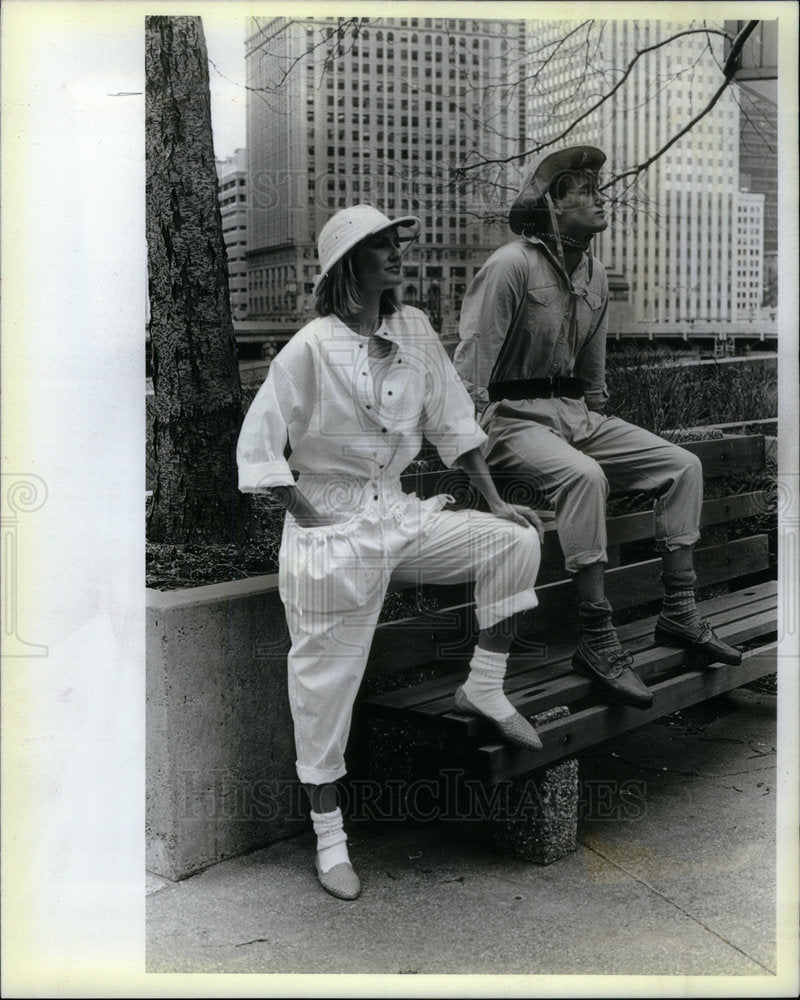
[{"x1": 145, "y1": 15, "x2": 248, "y2": 543}]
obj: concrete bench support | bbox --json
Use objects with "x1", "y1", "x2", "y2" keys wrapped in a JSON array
[
  {"x1": 490, "y1": 706, "x2": 578, "y2": 865},
  {"x1": 364, "y1": 706, "x2": 578, "y2": 866}
]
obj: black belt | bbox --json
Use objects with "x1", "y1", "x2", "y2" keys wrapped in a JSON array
[{"x1": 488, "y1": 377, "x2": 585, "y2": 401}]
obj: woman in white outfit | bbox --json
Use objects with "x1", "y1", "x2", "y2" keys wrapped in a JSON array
[{"x1": 237, "y1": 205, "x2": 544, "y2": 900}]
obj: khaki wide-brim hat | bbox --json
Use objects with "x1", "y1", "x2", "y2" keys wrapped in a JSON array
[
  {"x1": 508, "y1": 145, "x2": 606, "y2": 235},
  {"x1": 316, "y1": 205, "x2": 420, "y2": 282}
]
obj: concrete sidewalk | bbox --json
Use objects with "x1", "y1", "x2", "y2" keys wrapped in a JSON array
[{"x1": 146, "y1": 687, "x2": 780, "y2": 979}]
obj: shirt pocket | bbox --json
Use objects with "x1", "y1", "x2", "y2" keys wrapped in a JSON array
[
  {"x1": 523, "y1": 284, "x2": 562, "y2": 372},
  {"x1": 575, "y1": 288, "x2": 605, "y2": 341},
  {"x1": 526, "y1": 284, "x2": 560, "y2": 308},
  {"x1": 280, "y1": 520, "x2": 368, "y2": 616},
  {"x1": 583, "y1": 288, "x2": 604, "y2": 312}
]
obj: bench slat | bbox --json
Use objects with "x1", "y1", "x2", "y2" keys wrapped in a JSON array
[
  {"x1": 368, "y1": 537, "x2": 770, "y2": 678},
  {"x1": 416, "y1": 645, "x2": 777, "y2": 783},
  {"x1": 679, "y1": 435, "x2": 766, "y2": 477},
  {"x1": 369, "y1": 601, "x2": 777, "y2": 738},
  {"x1": 411, "y1": 601, "x2": 777, "y2": 729},
  {"x1": 469, "y1": 645, "x2": 778, "y2": 783},
  {"x1": 535, "y1": 491, "x2": 771, "y2": 575},
  {"x1": 605, "y1": 490, "x2": 769, "y2": 546},
  {"x1": 494, "y1": 606, "x2": 777, "y2": 737},
  {"x1": 365, "y1": 581, "x2": 777, "y2": 717},
  {"x1": 554, "y1": 535, "x2": 769, "y2": 615}
]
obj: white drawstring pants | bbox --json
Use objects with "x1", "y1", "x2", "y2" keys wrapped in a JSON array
[{"x1": 280, "y1": 477, "x2": 541, "y2": 785}]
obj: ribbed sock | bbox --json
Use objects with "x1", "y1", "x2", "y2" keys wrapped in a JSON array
[
  {"x1": 661, "y1": 568, "x2": 701, "y2": 628},
  {"x1": 310, "y1": 807, "x2": 351, "y2": 873},
  {"x1": 461, "y1": 647, "x2": 515, "y2": 722},
  {"x1": 578, "y1": 599, "x2": 623, "y2": 656},
  {"x1": 661, "y1": 588, "x2": 701, "y2": 628}
]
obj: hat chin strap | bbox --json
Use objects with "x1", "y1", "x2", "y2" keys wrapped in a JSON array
[
  {"x1": 521, "y1": 193, "x2": 592, "y2": 278},
  {"x1": 544, "y1": 191, "x2": 568, "y2": 274}
]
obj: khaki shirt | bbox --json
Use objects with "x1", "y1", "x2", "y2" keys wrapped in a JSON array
[{"x1": 454, "y1": 235, "x2": 609, "y2": 412}]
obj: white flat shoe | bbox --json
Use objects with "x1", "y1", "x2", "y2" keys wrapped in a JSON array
[
  {"x1": 454, "y1": 686, "x2": 543, "y2": 751},
  {"x1": 315, "y1": 856, "x2": 361, "y2": 900}
]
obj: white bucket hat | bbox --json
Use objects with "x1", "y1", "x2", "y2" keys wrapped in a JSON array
[{"x1": 316, "y1": 205, "x2": 420, "y2": 283}]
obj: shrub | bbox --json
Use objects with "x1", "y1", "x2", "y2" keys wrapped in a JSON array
[{"x1": 605, "y1": 347, "x2": 776, "y2": 434}]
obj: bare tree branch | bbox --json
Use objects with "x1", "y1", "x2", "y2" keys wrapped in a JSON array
[
  {"x1": 212, "y1": 17, "x2": 366, "y2": 110},
  {"x1": 219, "y1": 15, "x2": 763, "y2": 226},
  {"x1": 607, "y1": 20, "x2": 760, "y2": 187},
  {"x1": 455, "y1": 25, "x2": 733, "y2": 175}
]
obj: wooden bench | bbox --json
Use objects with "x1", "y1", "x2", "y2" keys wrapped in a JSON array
[{"x1": 353, "y1": 434, "x2": 777, "y2": 862}]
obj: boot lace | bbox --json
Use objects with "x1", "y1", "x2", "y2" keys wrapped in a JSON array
[{"x1": 606, "y1": 649, "x2": 634, "y2": 677}]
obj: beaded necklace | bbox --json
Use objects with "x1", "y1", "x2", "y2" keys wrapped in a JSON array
[{"x1": 527, "y1": 229, "x2": 592, "y2": 253}]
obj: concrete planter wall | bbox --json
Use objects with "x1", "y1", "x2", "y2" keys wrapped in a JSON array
[{"x1": 147, "y1": 575, "x2": 304, "y2": 881}]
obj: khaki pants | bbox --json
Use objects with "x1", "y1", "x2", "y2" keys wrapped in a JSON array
[
  {"x1": 281, "y1": 480, "x2": 541, "y2": 785},
  {"x1": 482, "y1": 397, "x2": 703, "y2": 573}
]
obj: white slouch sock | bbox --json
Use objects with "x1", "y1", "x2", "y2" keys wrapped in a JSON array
[
  {"x1": 460, "y1": 647, "x2": 515, "y2": 722},
  {"x1": 310, "y1": 807, "x2": 351, "y2": 873}
]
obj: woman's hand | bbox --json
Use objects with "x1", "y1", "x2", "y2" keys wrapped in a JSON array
[
  {"x1": 455, "y1": 447, "x2": 548, "y2": 545},
  {"x1": 270, "y1": 485, "x2": 339, "y2": 528},
  {"x1": 486, "y1": 498, "x2": 547, "y2": 544},
  {"x1": 292, "y1": 510, "x2": 341, "y2": 529}
]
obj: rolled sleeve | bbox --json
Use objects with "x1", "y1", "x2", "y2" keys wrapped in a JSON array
[
  {"x1": 237, "y1": 460, "x2": 295, "y2": 493},
  {"x1": 429, "y1": 411, "x2": 488, "y2": 468},
  {"x1": 461, "y1": 377, "x2": 490, "y2": 415},
  {"x1": 236, "y1": 361, "x2": 300, "y2": 492}
]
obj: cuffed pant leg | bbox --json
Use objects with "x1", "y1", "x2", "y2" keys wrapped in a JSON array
[
  {"x1": 280, "y1": 518, "x2": 388, "y2": 786},
  {"x1": 653, "y1": 448, "x2": 703, "y2": 551},
  {"x1": 286, "y1": 607, "x2": 382, "y2": 785},
  {"x1": 391, "y1": 508, "x2": 541, "y2": 630},
  {"x1": 573, "y1": 415, "x2": 703, "y2": 550}
]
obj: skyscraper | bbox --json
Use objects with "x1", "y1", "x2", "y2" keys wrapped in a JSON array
[
  {"x1": 215, "y1": 148, "x2": 249, "y2": 321},
  {"x1": 737, "y1": 83, "x2": 778, "y2": 309},
  {"x1": 736, "y1": 189, "x2": 765, "y2": 318},
  {"x1": 245, "y1": 15, "x2": 525, "y2": 336},
  {"x1": 527, "y1": 20, "x2": 767, "y2": 336}
]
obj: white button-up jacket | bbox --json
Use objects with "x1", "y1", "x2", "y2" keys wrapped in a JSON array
[{"x1": 237, "y1": 306, "x2": 487, "y2": 504}]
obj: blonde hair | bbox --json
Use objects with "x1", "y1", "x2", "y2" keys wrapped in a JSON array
[{"x1": 315, "y1": 246, "x2": 401, "y2": 320}]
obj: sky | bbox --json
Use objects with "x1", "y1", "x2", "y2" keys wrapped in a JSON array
[{"x1": 204, "y1": 16, "x2": 248, "y2": 159}]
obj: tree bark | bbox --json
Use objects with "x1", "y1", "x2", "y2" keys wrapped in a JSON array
[{"x1": 145, "y1": 15, "x2": 248, "y2": 543}]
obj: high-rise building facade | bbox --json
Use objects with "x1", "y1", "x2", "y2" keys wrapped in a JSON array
[
  {"x1": 527, "y1": 20, "x2": 766, "y2": 335},
  {"x1": 737, "y1": 83, "x2": 777, "y2": 309},
  {"x1": 245, "y1": 15, "x2": 525, "y2": 336},
  {"x1": 215, "y1": 148, "x2": 249, "y2": 320},
  {"x1": 735, "y1": 189, "x2": 765, "y2": 318}
]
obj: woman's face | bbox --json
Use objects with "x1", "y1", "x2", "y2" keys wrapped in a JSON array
[{"x1": 351, "y1": 228, "x2": 404, "y2": 291}]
